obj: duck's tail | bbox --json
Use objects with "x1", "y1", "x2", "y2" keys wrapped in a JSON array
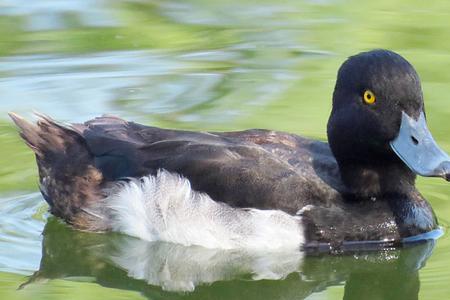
[{"x1": 8, "y1": 112, "x2": 107, "y2": 230}]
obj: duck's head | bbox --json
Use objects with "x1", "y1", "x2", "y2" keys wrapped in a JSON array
[{"x1": 327, "y1": 49, "x2": 450, "y2": 194}]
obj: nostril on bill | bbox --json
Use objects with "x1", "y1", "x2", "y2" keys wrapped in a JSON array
[{"x1": 411, "y1": 136, "x2": 419, "y2": 145}]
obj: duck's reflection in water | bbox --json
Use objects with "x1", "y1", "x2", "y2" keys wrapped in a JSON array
[
  {"x1": 110, "y1": 238, "x2": 303, "y2": 291},
  {"x1": 26, "y1": 218, "x2": 436, "y2": 299}
]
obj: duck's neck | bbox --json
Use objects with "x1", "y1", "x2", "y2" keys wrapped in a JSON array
[{"x1": 337, "y1": 159, "x2": 416, "y2": 198}]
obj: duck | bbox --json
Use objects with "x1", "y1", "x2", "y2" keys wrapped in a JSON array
[{"x1": 9, "y1": 49, "x2": 450, "y2": 253}]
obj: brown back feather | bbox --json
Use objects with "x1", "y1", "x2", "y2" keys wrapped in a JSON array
[{"x1": 9, "y1": 112, "x2": 106, "y2": 230}]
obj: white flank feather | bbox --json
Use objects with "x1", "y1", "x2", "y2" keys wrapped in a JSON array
[{"x1": 105, "y1": 170, "x2": 304, "y2": 251}]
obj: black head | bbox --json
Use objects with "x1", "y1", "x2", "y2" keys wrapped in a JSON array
[{"x1": 327, "y1": 50, "x2": 450, "y2": 194}]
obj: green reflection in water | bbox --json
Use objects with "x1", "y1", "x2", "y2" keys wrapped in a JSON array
[
  {"x1": 0, "y1": 0, "x2": 449, "y2": 299},
  {"x1": 0, "y1": 218, "x2": 437, "y2": 300}
]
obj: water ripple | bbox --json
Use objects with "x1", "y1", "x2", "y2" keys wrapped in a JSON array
[{"x1": 0, "y1": 192, "x2": 46, "y2": 275}]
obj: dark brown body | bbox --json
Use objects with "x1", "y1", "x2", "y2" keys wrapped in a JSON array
[{"x1": 10, "y1": 114, "x2": 437, "y2": 248}]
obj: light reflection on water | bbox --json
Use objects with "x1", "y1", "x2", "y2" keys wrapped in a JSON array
[
  {"x1": 0, "y1": 193, "x2": 45, "y2": 275},
  {"x1": 0, "y1": 0, "x2": 450, "y2": 299},
  {"x1": 0, "y1": 0, "x2": 120, "y2": 30},
  {"x1": 0, "y1": 49, "x2": 304, "y2": 125}
]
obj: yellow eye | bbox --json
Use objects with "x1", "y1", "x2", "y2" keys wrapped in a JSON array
[{"x1": 363, "y1": 90, "x2": 376, "y2": 104}]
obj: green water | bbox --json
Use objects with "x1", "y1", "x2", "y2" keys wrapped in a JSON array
[{"x1": 0, "y1": 0, "x2": 450, "y2": 299}]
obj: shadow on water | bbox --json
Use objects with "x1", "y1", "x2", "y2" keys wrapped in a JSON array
[{"x1": 21, "y1": 217, "x2": 435, "y2": 300}]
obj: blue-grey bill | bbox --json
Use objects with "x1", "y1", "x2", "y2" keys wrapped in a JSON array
[{"x1": 390, "y1": 111, "x2": 450, "y2": 181}]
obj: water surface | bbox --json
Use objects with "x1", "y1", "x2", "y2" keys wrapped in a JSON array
[{"x1": 1, "y1": 0, "x2": 450, "y2": 299}]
